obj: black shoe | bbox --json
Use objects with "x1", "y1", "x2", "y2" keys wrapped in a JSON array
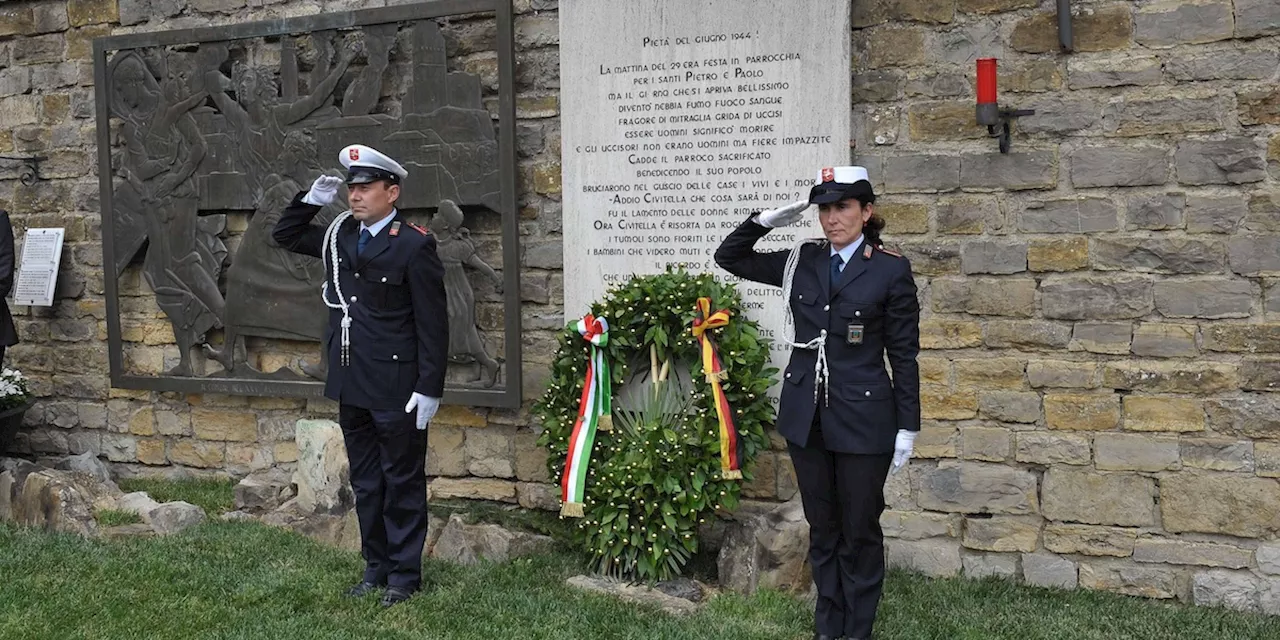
[
  {"x1": 814, "y1": 635, "x2": 842, "y2": 640},
  {"x1": 344, "y1": 581, "x2": 383, "y2": 597},
  {"x1": 380, "y1": 586, "x2": 414, "y2": 608}
]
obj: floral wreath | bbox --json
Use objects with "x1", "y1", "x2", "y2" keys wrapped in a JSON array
[{"x1": 534, "y1": 268, "x2": 778, "y2": 581}]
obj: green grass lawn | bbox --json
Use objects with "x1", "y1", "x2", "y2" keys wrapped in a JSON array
[{"x1": 3, "y1": 479, "x2": 1277, "y2": 639}]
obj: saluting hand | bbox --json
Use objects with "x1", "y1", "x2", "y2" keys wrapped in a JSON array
[
  {"x1": 405, "y1": 392, "x2": 440, "y2": 430},
  {"x1": 890, "y1": 429, "x2": 916, "y2": 474},
  {"x1": 755, "y1": 199, "x2": 810, "y2": 228},
  {"x1": 303, "y1": 175, "x2": 344, "y2": 207}
]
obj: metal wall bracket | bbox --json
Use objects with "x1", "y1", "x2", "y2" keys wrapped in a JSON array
[
  {"x1": 0, "y1": 155, "x2": 47, "y2": 185},
  {"x1": 988, "y1": 109, "x2": 1035, "y2": 154},
  {"x1": 1058, "y1": 0, "x2": 1073, "y2": 51}
]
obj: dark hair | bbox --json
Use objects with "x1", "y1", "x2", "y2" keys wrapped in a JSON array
[{"x1": 847, "y1": 190, "x2": 885, "y2": 248}]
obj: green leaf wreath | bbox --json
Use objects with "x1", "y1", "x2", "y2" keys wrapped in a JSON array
[{"x1": 534, "y1": 267, "x2": 778, "y2": 581}]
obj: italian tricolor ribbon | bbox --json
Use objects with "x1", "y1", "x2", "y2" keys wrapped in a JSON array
[
  {"x1": 692, "y1": 297, "x2": 743, "y2": 480},
  {"x1": 561, "y1": 314, "x2": 612, "y2": 518}
]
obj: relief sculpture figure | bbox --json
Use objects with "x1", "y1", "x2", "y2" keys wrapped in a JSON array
[
  {"x1": 201, "y1": 39, "x2": 357, "y2": 376},
  {"x1": 429, "y1": 199, "x2": 501, "y2": 387},
  {"x1": 109, "y1": 51, "x2": 226, "y2": 376}
]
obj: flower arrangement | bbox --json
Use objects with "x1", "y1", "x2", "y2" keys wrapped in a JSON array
[{"x1": 0, "y1": 367, "x2": 32, "y2": 413}]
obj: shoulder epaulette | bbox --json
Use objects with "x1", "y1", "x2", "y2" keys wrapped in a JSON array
[
  {"x1": 876, "y1": 245, "x2": 902, "y2": 258},
  {"x1": 408, "y1": 222, "x2": 430, "y2": 236}
]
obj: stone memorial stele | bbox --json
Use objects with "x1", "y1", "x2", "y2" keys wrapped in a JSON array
[{"x1": 560, "y1": 0, "x2": 853, "y2": 404}]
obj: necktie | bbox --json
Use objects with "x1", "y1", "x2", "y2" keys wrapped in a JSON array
[
  {"x1": 830, "y1": 253, "x2": 843, "y2": 284},
  {"x1": 358, "y1": 228, "x2": 372, "y2": 255}
]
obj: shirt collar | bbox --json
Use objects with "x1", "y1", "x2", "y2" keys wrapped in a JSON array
[
  {"x1": 360, "y1": 209, "x2": 397, "y2": 237},
  {"x1": 829, "y1": 234, "x2": 864, "y2": 263}
]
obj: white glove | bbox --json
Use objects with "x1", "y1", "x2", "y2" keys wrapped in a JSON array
[
  {"x1": 302, "y1": 175, "x2": 344, "y2": 206},
  {"x1": 891, "y1": 429, "x2": 916, "y2": 474},
  {"x1": 754, "y1": 199, "x2": 810, "y2": 228},
  {"x1": 404, "y1": 392, "x2": 440, "y2": 430}
]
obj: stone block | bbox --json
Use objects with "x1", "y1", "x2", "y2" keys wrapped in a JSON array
[
  {"x1": 881, "y1": 510, "x2": 960, "y2": 540},
  {"x1": 898, "y1": 240, "x2": 961, "y2": 276},
  {"x1": 1238, "y1": 88, "x2": 1280, "y2": 126},
  {"x1": 954, "y1": 357, "x2": 1025, "y2": 390},
  {"x1": 853, "y1": 69, "x2": 903, "y2": 102},
  {"x1": 1028, "y1": 237, "x2": 1088, "y2": 272},
  {"x1": 919, "y1": 320, "x2": 981, "y2": 350},
  {"x1": 1175, "y1": 138, "x2": 1267, "y2": 185},
  {"x1": 931, "y1": 277, "x2": 1037, "y2": 317},
  {"x1": 1042, "y1": 468, "x2": 1156, "y2": 526},
  {"x1": 1011, "y1": 5, "x2": 1132, "y2": 53},
  {"x1": 1091, "y1": 237, "x2": 1224, "y2": 274},
  {"x1": 1246, "y1": 193, "x2": 1280, "y2": 233},
  {"x1": 1069, "y1": 146, "x2": 1168, "y2": 188},
  {"x1": 907, "y1": 101, "x2": 984, "y2": 141},
  {"x1": 1134, "y1": 539, "x2": 1251, "y2": 569},
  {"x1": 1021, "y1": 553, "x2": 1077, "y2": 588},
  {"x1": 960, "y1": 427, "x2": 1012, "y2": 462},
  {"x1": 1206, "y1": 395, "x2": 1280, "y2": 440},
  {"x1": 1079, "y1": 561, "x2": 1183, "y2": 599},
  {"x1": 1067, "y1": 55, "x2": 1162, "y2": 88},
  {"x1": 1103, "y1": 361, "x2": 1237, "y2": 394},
  {"x1": 916, "y1": 460, "x2": 1038, "y2": 515},
  {"x1": 920, "y1": 387, "x2": 978, "y2": 421},
  {"x1": 1018, "y1": 96, "x2": 1100, "y2": 135},
  {"x1": 959, "y1": 151, "x2": 1058, "y2": 191},
  {"x1": 428, "y1": 425, "x2": 467, "y2": 477},
  {"x1": 1130, "y1": 323, "x2": 1198, "y2": 358},
  {"x1": 1203, "y1": 324, "x2": 1280, "y2": 353},
  {"x1": 1015, "y1": 432, "x2": 1092, "y2": 465},
  {"x1": 1228, "y1": 235, "x2": 1280, "y2": 276},
  {"x1": 1134, "y1": 0, "x2": 1235, "y2": 46},
  {"x1": 982, "y1": 321, "x2": 1071, "y2": 350},
  {"x1": 1018, "y1": 197, "x2": 1119, "y2": 233},
  {"x1": 958, "y1": 0, "x2": 1036, "y2": 14},
  {"x1": 466, "y1": 428, "x2": 514, "y2": 479},
  {"x1": 962, "y1": 240, "x2": 1029, "y2": 275},
  {"x1": 1154, "y1": 278, "x2": 1255, "y2": 318},
  {"x1": 1166, "y1": 50, "x2": 1279, "y2": 82},
  {"x1": 904, "y1": 69, "x2": 970, "y2": 98},
  {"x1": 1042, "y1": 276, "x2": 1152, "y2": 320},
  {"x1": 886, "y1": 539, "x2": 962, "y2": 578},
  {"x1": 1095, "y1": 433, "x2": 1180, "y2": 472},
  {"x1": 1027, "y1": 359, "x2": 1096, "y2": 389},
  {"x1": 192, "y1": 409, "x2": 258, "y2": 442},
  {"x1": 429, "y1": 477, "x2": 517, "y2": 503},
  {"x1": 1043, "y1": 524, "x2": 1137, "y2": 557},
  {"x1": 884, "y1": 155, "x2": 960, "y2": 193},
  {"x1": 1259, "y1": 545, "x2": 1280, "y2": 575},
  {"x1": 1050, "y1": 325, "x2": 1139, "y2": 366},
  {"x1": 1192, "y1": 570, "x2": 1261, "y2": 612},
  {"x1": 1104, "y1": 93, "x2": 1225, "y2": 136},
  {"x1": 1123, "y1": 396, "x2": 1204, "y2": 432},
  {"x1": 962, "y1": 552, "x2": 1020, "y2": 579},
  {"x1": 876, "y1": 202, "x2": 928, "y2": 234},
  {"x1": 1235, "y1": 0, "x2": 1280, "y2": 38},
  {"x1": 864, "y1": 27, "x2": 927, "y2": 68},
  {"x1": 169, "y1": 440, "x2": 224, "y2": 468},
  {"x1": 978, "y1": 391, "x2": 1041, "y2": 424},
  {"x1": 1125, "y1": 192, "x2": 1184, "y2": 231},
  {"x1": 1242, "y1": 357, "x2": 1280, "y2": 391},
  {"x1": 963, "y1": 515, "x2": 1041, "y2": 553},
  {"x1": 998, "y1": 59, "x2": 1063, "y2": 93},
  {"x1": 1163, "y1": 474, "x2": 1280, "y2": 538},
  {"x1": 935, "y1": 196, "x2": 991, "y2": 234}
]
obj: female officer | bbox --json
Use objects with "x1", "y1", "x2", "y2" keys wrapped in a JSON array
[{"x1": 714, "y1": 165, "x2": 921, "y2": 640}]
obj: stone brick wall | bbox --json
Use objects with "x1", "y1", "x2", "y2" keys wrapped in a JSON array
[
  {"x1": 850, "y1": 0, "x2": 1280, "y2": 614},
  {"x1": 3, "y1": 0, "x2": 1280, "y2": 612}
]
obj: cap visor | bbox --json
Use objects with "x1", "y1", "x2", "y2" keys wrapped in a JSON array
[{"x1": 808, "y1": 186, "x2": 847, "y2": 204}]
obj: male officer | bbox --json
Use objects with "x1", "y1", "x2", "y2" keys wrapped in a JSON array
[
  {"x1": 273, "y1": 144, "x2": 449, "y2": 608},
  {"x1": 714, "y1": 166, "x2": 921, "y2": 640}
]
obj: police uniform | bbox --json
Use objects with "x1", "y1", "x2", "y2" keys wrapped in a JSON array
[
  {"x1": 273, "y1": 145, "x2": 449, "y2": 604},
  {"x1": 714, "y1": 166, "x2": 920, "y2": 640}
]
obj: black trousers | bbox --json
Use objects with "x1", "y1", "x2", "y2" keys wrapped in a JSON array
[
  {"x1": 788, "y1": 421, "x2": 892, "y2": 639},
  {"x1": 339, "y1": 403, "x2": 429, "y2": 591}
]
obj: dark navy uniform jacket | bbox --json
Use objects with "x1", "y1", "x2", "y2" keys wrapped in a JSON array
[
  {"x1": 273, "y1": 192, "x2": 449, "y2": 410},
  {"x1": 714, "y1": 216, "x2": 921, "y2": 454}
]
